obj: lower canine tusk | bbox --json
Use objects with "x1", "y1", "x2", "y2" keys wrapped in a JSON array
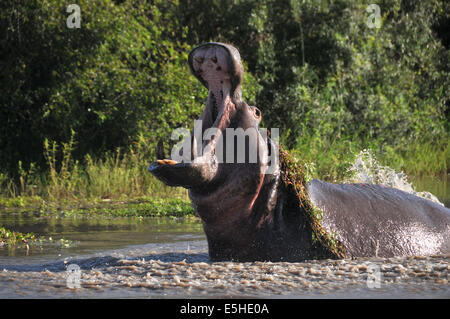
[{"x1": 157, "y1": 159, "x2": 178, "y2": 165}]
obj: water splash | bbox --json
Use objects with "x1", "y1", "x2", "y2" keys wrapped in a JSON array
[{"x1": 346, "y1": 150, "x2": 444, "y2": 206}]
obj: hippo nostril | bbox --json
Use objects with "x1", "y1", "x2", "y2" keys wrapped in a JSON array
[
  {"x1": 194, "y1": 56, "x2": 204, "y2": 64},
  {"x1": 216, "y1": 66, "x2": 222, "y2": 71},
  {"x1": 211, "y1": 56, "x2": 217, "y2": 63}
]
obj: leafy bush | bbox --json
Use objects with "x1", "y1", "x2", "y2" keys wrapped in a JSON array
[
  {"x1": 0, "y1": 0, "x2": 202, "y2": 174},
  {"x1": 248, "y1": 0, "x2": 449, "y2": 147}
]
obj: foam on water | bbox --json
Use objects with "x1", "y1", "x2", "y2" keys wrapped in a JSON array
[{"x1": 346, "y1": 149, "x2": 444, "y2": 206}]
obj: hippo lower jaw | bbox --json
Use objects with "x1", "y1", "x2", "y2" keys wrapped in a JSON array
[{"x1": 148, "y1": 155, "x2": 218, "y2": 188}]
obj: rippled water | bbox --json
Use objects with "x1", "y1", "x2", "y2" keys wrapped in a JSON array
[
  {"x1": 0, "y1": 213, "x2": 205, "y2": 263},
  {"x1": 0, "y1": 211, "x2": 448, "y2": 299}
]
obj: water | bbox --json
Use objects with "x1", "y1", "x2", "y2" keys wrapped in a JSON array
[
  {"x1": 0, "y1": 210, "x2": 448, "y2": 298},
  {"x1": 0, "y1": 213, "x2": 205, "y2": 264},
  {"x1": 411, "y1": 175, "x2": 450, "y2": 208},
  {"x1": 347, "y1": 150, "x2": 449, "y2": 207},
  {"x1": 0, "y1": 171, "x2": 448, "y2": 298}
]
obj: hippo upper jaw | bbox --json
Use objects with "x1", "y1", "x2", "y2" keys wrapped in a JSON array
[{"x1": 148, "y1": 42, "x2": 261, "y2": 189}]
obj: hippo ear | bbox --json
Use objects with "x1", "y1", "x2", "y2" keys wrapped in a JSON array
[{"x1": 250, "y1": 106, "x2": 262, "y2": 121}]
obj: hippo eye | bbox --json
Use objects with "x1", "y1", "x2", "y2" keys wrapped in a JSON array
[
  {"x1": 211, "y1": 56, "x2": 217, "y2": 63},
  {"x1": 254, "y1": 107, "x2": 261, "y2": 118},
  {"x1": 194, "y1": 56, "x2": 204, "y2": 64}
]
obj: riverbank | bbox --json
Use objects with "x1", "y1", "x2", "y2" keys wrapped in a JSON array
[{"x1": 0, "y1": 196, "x2": 194, "y2": 218}]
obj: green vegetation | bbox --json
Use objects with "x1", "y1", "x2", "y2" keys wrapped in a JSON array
[
  {"x1": 53, "y1": 198, "x2": 196, "y2": 218},
  {"x1": 0, "y1": 131, "x2": 192, "y2": 213},
  {"x1": 0, "y1": 226, "x2": 73, "y2": 248},
  {"x1": 0, "y1": 227, "x2": 37, "y2": 246},
  {"x1": 0, "y1": 0, "x2": 449, "y2": 213}
]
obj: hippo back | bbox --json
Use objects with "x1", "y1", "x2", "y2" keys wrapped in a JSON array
[{"x1": 306, "y1": 179, "x2": 450, "y2": 257}]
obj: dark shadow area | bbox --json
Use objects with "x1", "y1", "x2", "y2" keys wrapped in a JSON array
[{"x1": 0, "y1": 252, "x2": 209, "y2": 272}]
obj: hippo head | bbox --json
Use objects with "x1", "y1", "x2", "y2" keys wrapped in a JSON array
[{"x1": 148, "y1": 42, "x2": 277, "y2": 192}]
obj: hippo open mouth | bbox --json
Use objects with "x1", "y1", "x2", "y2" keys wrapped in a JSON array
[{"x1": 148, "y1": 42, "x2": 268, "y2": 189}]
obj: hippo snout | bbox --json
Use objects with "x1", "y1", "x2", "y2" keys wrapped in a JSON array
[{"x1": 148, "y1": 156, "x2": 218, "y2": 189}]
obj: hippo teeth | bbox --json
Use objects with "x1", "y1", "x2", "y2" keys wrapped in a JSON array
[
  {"x1": 157, "y1": 159, "x2": 178, "y2": 165},
  {"x1": 192, "y1": 135, "x2": 198, "y2": 159},
  {"x1": 156, "y1": 139, "x2": 166, "y2": 160}
]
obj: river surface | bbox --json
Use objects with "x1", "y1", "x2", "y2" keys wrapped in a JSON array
[
  {"x1": 410, "y1": 174, "x2": 450, "y2": 208},
  {"x1": 0, "y1": 176, "x2": 448, "y2": 299}
]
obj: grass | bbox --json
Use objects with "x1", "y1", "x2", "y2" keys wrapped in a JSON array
[
  {"x1": 56, "y1": 197, "x2": 196, "y2": 218},
  {"x1": 0, "y1": 196, "x2": 196, "y2": 219},
  {"x1": 292, "y1": 132, "x2": 449, "y2": 183},
  {"x1": 0, "y1": 133, "x2": 193, "y2": 217},
  {"x1": 379, "y1": 139, "x2": 450, "y2": 178}
]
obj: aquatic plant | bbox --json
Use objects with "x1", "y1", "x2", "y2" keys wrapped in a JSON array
[
  {"x1": 0, "y1": 227, "x2": 37, "y2": 247},
  {"x1": 0, "y1": 226, "x2": 73, "y2": 249}
]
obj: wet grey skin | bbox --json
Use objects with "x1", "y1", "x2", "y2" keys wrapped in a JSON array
[{"x1": 148, "y1": 42, "x2": 450, "y2": 262}]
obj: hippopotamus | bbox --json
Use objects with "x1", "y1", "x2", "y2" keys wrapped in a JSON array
[{"x1": 148, "y1": 42, "x2": 450, "y2": 261}]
